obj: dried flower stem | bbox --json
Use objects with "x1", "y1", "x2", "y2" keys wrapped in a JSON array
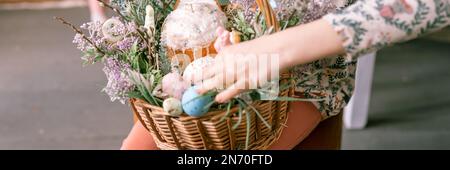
[
  {"x1": 97, "y1": 0, "x2": 128, "y2": 21},
  {"x1": 134, "y1": 22, "x2": 157, "y2": 69},
  {"x1": 97, "y1": 0, "x2": 155, "y2": 69},
  {"x1": 54, "y1": 17, "x2": 105, "y2": 55},
  {"x1": 96, "y1": 0, "x2": 149, "y2": 45}
]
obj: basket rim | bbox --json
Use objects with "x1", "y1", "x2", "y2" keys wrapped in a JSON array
[
  {"x1": 132, "y1": 98, "x2": 269, "y2": 121},
  {"x1": 131, "y1": 97, "x2": 289, "y2": 150}
]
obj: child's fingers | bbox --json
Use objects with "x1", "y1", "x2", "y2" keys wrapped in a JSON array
[
  {"x1": 215, "y1": 79, "x2": 247, "y2": 103},
  {"x1": 196, "y1": 72, "x2": 225, "y2": 94}
]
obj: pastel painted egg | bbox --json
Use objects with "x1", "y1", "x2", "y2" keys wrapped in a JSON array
[
  {"x1": 102, "y1": 18, "x2": 125, "y2": 43},
  {"x1": 163, "y1": 98, "x2": 183, "y2": 116},
  {"x1": 181, "y1": 86, "x2": 213, "y2": 117},
  {"x1": 162, "y1": 72, "x2": 190, "y2": 99},
  {"x1": 183, "y1": 56, "x2": 215, "y2": 85}
]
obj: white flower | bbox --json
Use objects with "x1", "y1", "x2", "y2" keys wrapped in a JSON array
[{"x1": 144, "y1": 5, "x2": 155, "y2": 33}]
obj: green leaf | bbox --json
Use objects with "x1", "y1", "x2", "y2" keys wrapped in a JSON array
[
  {"x1": 128, "y1": 91, "x2": 145, "y2": 100},
  {"x1": 245, "y1": 27, "x2": 255, "y2": 34},
  {"x1": 82, "y1": 60, "x2": 90, "y2": 66},
  {"x1": 232, "y1": 104, "x2": 244, "y2": 130},
  {"x1": 137, "y1": 84, "x2": 153, "y2": 103},
  {"x1": 220, "y1": 101, "x2": 234, "y2": 122},
  {"x1": 237, "y1": 11, "x2": 246, "y2": 22},
  {"x1": 94, "y1": 54, "x2": 104, "y2": 62},
  {"x1": 249, "y1": 90, "x2": 261, "y2": 101},
  {"x1": 84, "y1": 48, "x2": 94, "y2": 56},
  {"x1": 236, "y1": 98, "x2": 271, "y2": 130},
  {"x1": 245, "y1": 105, "x2": 251, "y2": 150},
  {"x1": 203, "y1": 100, "x2": 216, "y2": 111},
  {"x1": 139, "y1": 54, "x2": 149, "y2": 73}
]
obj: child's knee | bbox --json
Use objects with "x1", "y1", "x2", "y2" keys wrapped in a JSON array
[{"x1": 120, "y1": 138, "x2": 130, "y2": 150}]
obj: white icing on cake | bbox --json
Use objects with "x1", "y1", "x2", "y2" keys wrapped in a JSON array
[{"x1": 161, "y1": 1, "x2": 227, "y2": 50}]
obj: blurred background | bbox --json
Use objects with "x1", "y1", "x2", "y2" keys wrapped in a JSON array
[{"x1": 0, "y1": 0, "x2": 449, "y2": 150}]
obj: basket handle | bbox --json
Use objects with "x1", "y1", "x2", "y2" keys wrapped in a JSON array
[
  {"x1": 255, "y1": 0, "x2": 280, "y2": 32},
  {"x1": 173, "y1": 0, "x2": 279, "y2": 32}
]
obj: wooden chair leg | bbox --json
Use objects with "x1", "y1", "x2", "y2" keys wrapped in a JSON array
[{"x1": 293, "y1": 113, "x2": 343, "y2": 150}]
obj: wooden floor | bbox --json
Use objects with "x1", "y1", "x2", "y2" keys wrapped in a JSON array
[{"x1": 0, "y1": 7, "x2": 449, "y2": 149}]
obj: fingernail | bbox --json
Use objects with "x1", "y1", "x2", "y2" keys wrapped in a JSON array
[
  {"x1": 215, "y1": 95, "x2": 224, "y2": 103},
  {"x1": 215, "y1": 95, "x2": 229, "y2": 103},
  {"x1": 196, "y1": 88, "x2": 204, "y2": 94}
]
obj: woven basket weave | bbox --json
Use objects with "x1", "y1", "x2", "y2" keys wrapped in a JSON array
[{"x1": 130, "y1": 0, "x2": 290, "y2": 150}]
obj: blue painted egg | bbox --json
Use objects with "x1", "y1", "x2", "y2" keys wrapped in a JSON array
[{"x1": 181, "y1": 86, "x2": 213, "y2": 117}]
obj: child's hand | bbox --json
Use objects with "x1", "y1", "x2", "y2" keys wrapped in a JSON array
[
  {"x1": 198, "y1": 36, "x2": 286, "y2": 103},
  {"x1": 201, "y1": 18, "x2": 348, "y2": 103},
  {"x1": 214, "y1": 27, "x2": 232, "y2": 52}
]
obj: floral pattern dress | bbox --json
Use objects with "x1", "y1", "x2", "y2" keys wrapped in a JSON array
[{"x1": 293, "y1": 0, "x2": 450, "y2": 120}]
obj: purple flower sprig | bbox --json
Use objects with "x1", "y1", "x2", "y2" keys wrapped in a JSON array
[
  {"x1": 102, "y1": 57, "x2": 135, "y2": 104},
  {"x1": 302, "y1": 0, "x2": 339, "y2": 24},
  {"x1": 97, "y1": 0, "x2": 128, "y2": 21},
  {"x1": 54, "y1": 17, "x2": 105, "y2": 55},
  {"x1": 230, "y1": 0, "x2": 257, "y2": 22},
  {"x1": 97, "y1": 0, "x2": 157, "y2": 69}
]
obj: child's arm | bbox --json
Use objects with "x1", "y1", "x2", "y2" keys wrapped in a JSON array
[
  {"x1": 88, "y1": 0, "x2": 107, "y2": 22},
  {"x1": 120, "y1": 122, "x2": 159, "y2": 150},
  {"x1": 199, "y1": 0, "x2": 450, "y2": 103}
]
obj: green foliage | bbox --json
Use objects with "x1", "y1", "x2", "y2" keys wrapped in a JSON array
[
  {"x1": 105, "y1": 0, "x2": 175, "y2": 104},
  {"x1": 126, "y1": 42, "x2": 149, "y2": 73},
  {"x1": 128, "y1": 69, "x2": 163, "y2": 106},
  {"x1": 225, "y1": 4, "x2": 300, "y2": 43}
]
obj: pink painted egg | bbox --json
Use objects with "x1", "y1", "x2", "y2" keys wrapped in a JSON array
[
  {"x1": 183, "y1": 56, "x2": 215, "y2": 85},
  {"x1": 162, "y1": 72, "x2": 190, "y2": 99}
]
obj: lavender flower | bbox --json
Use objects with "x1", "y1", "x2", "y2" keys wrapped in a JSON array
[
  {"x1": 272, "y1": 0, "x2": 308, "y2": 21},
  {"x1": 302, "y1": 0, "x2": 340, "y2": 23},
  {"x1": 116, "y1": 36, "x2": 137, "y2": 51},
  {"x1": 274, "y1": 0, "x2": 350, "y2": 24},
  {"x1": 111, "y1": 0, "x2": 128, "y2": 12},
  {"x1": 102, "y1": 57, "x2": 135, "y2": 104},
  {"x1": 73, "y1": 33, "x2": 91, "y2": 51},
  {"x1": 74, "y1": 21, "x2": 103, "y2": 51},
  {"x1": 73, "y1": 16, "x2": 145, "y2": 61},
  {"x1": 230, "y1": 0, "x2": 344, "y2": 24},
  {"x1": 125, "y1": 21, "x2": 138, "y2": 32},
  {"x1": 74, "y1": 20, "x2": 110, "y2": 58},
  {"x1": 111, "y1": 22, "x2": 144, "y2": 51},
  {"x1": 80, "y1": 21, "x2": 104, "y2": 46},
  {"x1": 230, "y1": 0, "x2": 257, "y2": 22}
]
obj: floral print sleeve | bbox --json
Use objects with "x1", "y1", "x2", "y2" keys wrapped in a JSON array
[
  {"x1": 323, "y1": 0, "x2": 450, "y2": 59},
  {"x1": 293, "y1": 0, "x2": 449, "y2": 120}
]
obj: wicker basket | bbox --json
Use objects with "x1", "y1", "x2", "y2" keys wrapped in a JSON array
[{"x1": 130, "y1": 0, "x2": 290, "y2": 150}]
